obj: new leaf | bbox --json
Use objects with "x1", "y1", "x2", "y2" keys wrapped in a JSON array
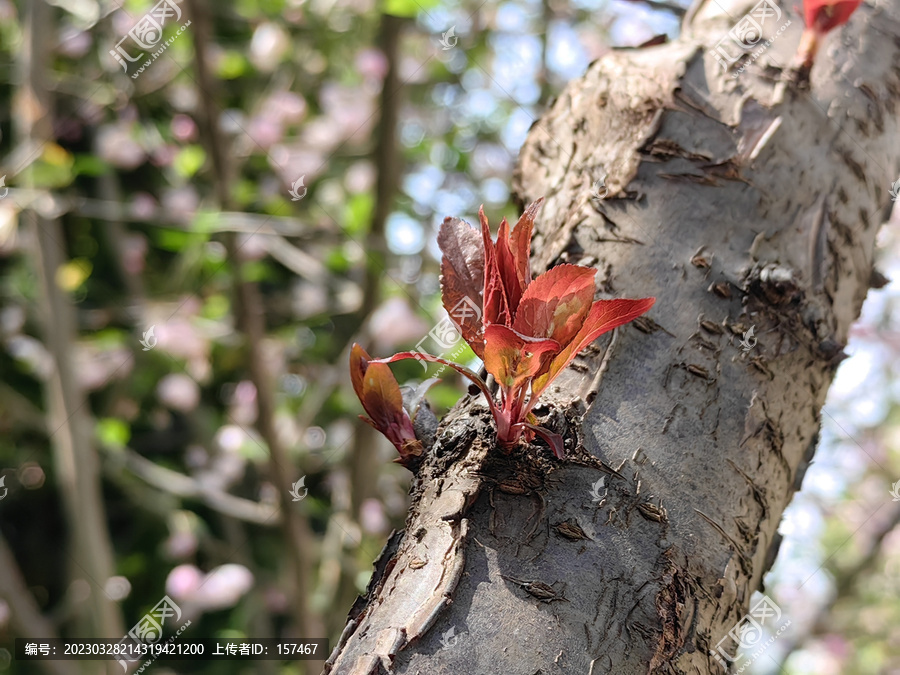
[
  {"x1": 350, "y1": 344, "x2": 423, "y2": 467},
  {"x1": 351, "y1": 199, "x2": 655, "y2": 462}
]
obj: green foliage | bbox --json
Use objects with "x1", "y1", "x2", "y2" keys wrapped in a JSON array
[
  {"x1": 173, "y1": 146, "x2": 208, "y2": 178},
  {"x1": 382, "y1": 0, "x2": 439, "y2": 17},
  {"x1": 97, "y1": 418, "x2": 132, "y2": 449}
]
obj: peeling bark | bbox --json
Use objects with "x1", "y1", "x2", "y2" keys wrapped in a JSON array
[{"x1": 325, "y1": 0, "x2": 900, "y2": 672}]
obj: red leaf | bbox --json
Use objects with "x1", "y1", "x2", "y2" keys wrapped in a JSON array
[
  {"x1": 510, "y1": 198, "x2": 542, "y2": 293},
  {"x1": 531, "y1": 297, "x2": 655, "y2": 399},
  {"x1": 495, "y1": 216, "x2": 524, "y2": 312},
  {"x1": 512, "y1": 264, "x2": 596, "y2": 346},
  {"x1": 362, "y1": 363, "x2": 418, "y2": 442},
  {"x1": 480, "y1": 206, "x2": 510, "y2": 327},
  {"x1": 804, "y1": 0, "x2": 861, "y2": 32},
  {"x1": 524, "y1": 423, "x2": 565, "y2": 459},
  {"x1": 360, "y1": 361, "x2": 405, "y2": 424},
  {"x1": 483, "y1": 324, "x2": 560, "y2": 390},
  {"x1": 350, "y1": 343, "x2": 421, "y2": 464},
  {"x1": 484, "y1": 199, "x2": 544, "y2": 319},
  {"x1": 349, "y1": 342, "x2": 371, "y2": 403},
  {"x1": 438, "y1": 217, "x2": 486, "y2": 357},
  {"x1": 358, "y1": 414, "x2": 379, "y2": 431}
]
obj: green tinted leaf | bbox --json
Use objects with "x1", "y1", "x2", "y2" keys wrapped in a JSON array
[
  {"x1": 203, "y1": 293, "x2": 230, "y2": 319},
  {"x1": 192, "y1": 210, "x2": 221, "y2": 234},
  {"x1": 218, "y1": 51, "x2": 249, "y2": 79},
  {"x1": 240, "y1": 260, "x2": 270, "y2": 283},
  {"x1": 344, "y1": 193, "x2": 374, "y2": 236},
  {"x1": 237, "y1": 435, "x2": 269, "y2": 462},
  {"x1": 155, "y1": 229, "x2": 206, "y2": 251},
  {"x1": 427, "y1": 382, "x2": 466, "y2": 412},
  {"x1": 96, "y1": 418, "x2": 131, "y2": 449},
  {"x1": 382, "y1": 0, "x2": 438, "y2": 17},
  {"x1": 173, "y1": 145, "x2": 207, "y2": 178},
  {"x1": 73, "y1": 154, "x2": 111, "y2": 177},
  {"x1": 233, "y1": 179, "x2": 257, "y2": 206},
  {"x1": 326, "y1": 247, "x2": 351, "y2": 273},
  {"x1": 30, "y1": 159, "x2": 74, "y2": 189}
]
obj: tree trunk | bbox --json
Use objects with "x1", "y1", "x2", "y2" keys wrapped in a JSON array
[{"x1": 324, "y1": 0, "x2": 900, "y2": 671}]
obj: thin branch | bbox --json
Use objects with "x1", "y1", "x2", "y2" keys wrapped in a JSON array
[
  {"x1": 95, "y1": 166, "x2": 147, "y2": 321},
  {"x1": 185, "y1": 0, "x2": 322, "y2": 655},
  {"x1": 118, "y1": 448, "x2": 281, "y2": 525},
  {"x1": 5, "y1": 188, "x2": 322, "y2": 237},
  {"x1": 260, "y1": 234, "x2": 330, "y2": 284},
  {"x1": 330, "y1": 13, "x2": 406, "y2": 635},
  {"x1": 540, "y1": 0, "x2": 552, "y2": 102},
  {"x1": 19, "y1": 0, "x2": 124, "y2": 650},
  {"x1": 349, "y1": 8, "x2": 404, "y2": 541},
  {"x1": 0, "y1": 381, "x2": 47, "y2": 433},
  {"x1": 0, "y1": 532, "x2": 78, "y2": 675}
]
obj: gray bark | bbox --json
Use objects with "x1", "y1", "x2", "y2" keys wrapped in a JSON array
[{"x1": 325, "y1": 0, "x2": 900, "y2": 672}]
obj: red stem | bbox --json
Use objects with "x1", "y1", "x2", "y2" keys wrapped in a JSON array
[{"x1": 374, "y1": 350, "x2": 503, "y2": 429}]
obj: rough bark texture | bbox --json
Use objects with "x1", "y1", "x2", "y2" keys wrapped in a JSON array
[{"x1": 325, "y1": 0, "x2": 900, "y2": 672}]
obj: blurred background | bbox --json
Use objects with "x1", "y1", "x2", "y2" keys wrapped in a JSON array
[{"x1": 0, "y1": 0, "x2": 897, "y2": 673}]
